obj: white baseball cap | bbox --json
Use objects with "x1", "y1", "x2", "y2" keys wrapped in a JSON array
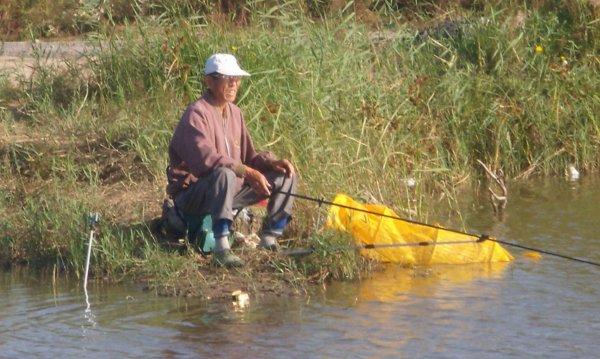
[{"x1": 204, "y1": 53, "x2": 250, "y2": 77}]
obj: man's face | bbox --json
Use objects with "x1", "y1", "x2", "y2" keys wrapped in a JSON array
[{"x1": 206, "y1": 73, "x2": 242, "y2": 103}]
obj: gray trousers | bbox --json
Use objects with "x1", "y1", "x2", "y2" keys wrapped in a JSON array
[{"x1": 174, "y1": 167, "x2": 297, "y2": 231}]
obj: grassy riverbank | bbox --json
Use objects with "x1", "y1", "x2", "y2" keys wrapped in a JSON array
[{"x1": 1, "y1": 1, "x2": 599, "y2": 297}]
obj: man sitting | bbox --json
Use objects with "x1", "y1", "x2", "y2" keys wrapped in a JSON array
[{"x1": 166, "y1": 53, "x2": 297, "y2": 268}]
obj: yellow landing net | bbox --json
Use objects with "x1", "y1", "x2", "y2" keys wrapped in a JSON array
[{"x1": 326, "y1": 194, "x2": 513, "y2": 265}]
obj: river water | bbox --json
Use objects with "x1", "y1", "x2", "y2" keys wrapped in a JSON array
[{"x1": 1, "y1": 178, "x2": 599, "y2": 358}]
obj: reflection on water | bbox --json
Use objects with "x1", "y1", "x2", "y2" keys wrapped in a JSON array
[
  {"x1": 1, "y1": 178, "x2": 600, "y2": 358},
  {"x1": 352, "y1": 262, "x2": 510, "y2": 303}
]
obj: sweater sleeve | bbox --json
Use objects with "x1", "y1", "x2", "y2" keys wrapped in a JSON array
[{"x1": 172, "y1": 107, "x2": 244, "y2": 177}]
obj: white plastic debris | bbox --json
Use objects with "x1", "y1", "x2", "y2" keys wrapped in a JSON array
[
  {"x1": 567, "y1": 165, "x2": 580, "y2": 181},
  {"x1": 404, "y1": 177, "x2": 417, "y2": 188},
  {"x1": 233, "y1": 232, "x2": 259, "y2": 249},
  {"x1": 234, "y1": 207, "x2": 252, "y2": 223},
  {"x1": 231, "y1": 290, "x2": 250, "y2": 308}
]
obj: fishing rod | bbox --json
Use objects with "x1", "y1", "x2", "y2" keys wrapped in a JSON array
[
  {"x1": 273, "y1": 189, "x2": 484, "y2": 237},
  {"x1": 84, "y1": 213, "x2": 100, "y2": 314},
  {"x1": 282, "y1": 238, "x2": 485, "y2": 258},
  {"x1": 273, "y1": 190, "x2": 600, "y2": 268},
  {"x1": 84, "y1": 213, "x2": 100, "y2": 291}
]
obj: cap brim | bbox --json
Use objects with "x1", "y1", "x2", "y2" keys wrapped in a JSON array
[
  {"x1": 215, "y1": 68, "x2": 250, "y2": 77},
  {"x1": 230, "y1": 69, "x2": 251, "y2": 77}
]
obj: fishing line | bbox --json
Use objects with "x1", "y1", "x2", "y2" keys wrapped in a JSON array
[
  {"x1": 276, "y1": 190, "x2": 479, "y2": 237},
  {"x1": 273, "y1": 190, "x2": 600, "y2": 268},
  {"x1": 484, "y1": 236, "x2": 600, "y2": 268}
]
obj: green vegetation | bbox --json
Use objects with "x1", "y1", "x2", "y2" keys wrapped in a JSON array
[{"x1": 1, "y1": 0, "x2": 599, "y2": 297}]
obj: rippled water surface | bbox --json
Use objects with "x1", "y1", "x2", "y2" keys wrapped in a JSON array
[{"x1": 1, "y1": 178, "x2": 599, "y2": 358}]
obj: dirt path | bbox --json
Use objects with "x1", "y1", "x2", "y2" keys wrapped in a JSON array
[{"x1": 0, "y1": 40, "x2": 95, "y2": 82}]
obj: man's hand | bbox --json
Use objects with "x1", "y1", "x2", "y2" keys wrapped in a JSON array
[
  {"x1": 245, "y1": 167, "x2": 272, "y2": 197},
  {"x1": 270, "y1": 159, "x2": 295, "y2": 178}
]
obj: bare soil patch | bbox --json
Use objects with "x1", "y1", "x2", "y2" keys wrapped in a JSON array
[{"x1": 0, "y1": 40, "x2": 93, "y2": 83}]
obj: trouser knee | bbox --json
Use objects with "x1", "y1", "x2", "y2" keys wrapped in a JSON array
[
  {"x1": 271, "y1": 172, "x2": 298, "y2": 191},
  {"x1": 212, "y1": 167, "x2": 237, "y2": 188}
]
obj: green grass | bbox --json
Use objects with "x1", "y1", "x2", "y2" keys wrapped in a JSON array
[{"x1": 1, "y1": 1, "x2": 599, "y2": 295}]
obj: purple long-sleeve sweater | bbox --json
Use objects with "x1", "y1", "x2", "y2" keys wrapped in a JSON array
[{"x1": 166, "y1": 94, "x2": 276, "y2": 197}]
